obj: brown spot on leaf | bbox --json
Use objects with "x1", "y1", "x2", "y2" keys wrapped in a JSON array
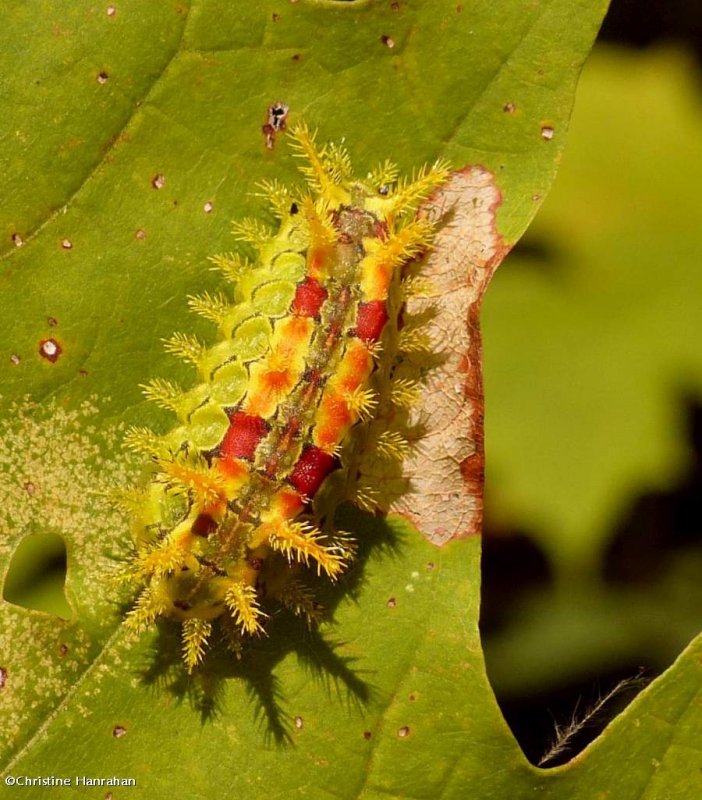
[
  {"x1": 58, "y1": 643, "x2": 69, "y2": 657},
  {"x1": 10, "y1": 354, "x2": 20, "y2": 366},
  {"x1": 135, "y1": 228, "x2": 146, "y2": 240},
  {"x1": 48, "y1": 316, "x2": 58, "y2": 327},
  {"x1": 11, "y1": 233, "x2": 23, "y2": 247},
  {"x1": 390, "y1": 167, "x2": 510, "y2": 543},
  {"x1": 23, "y1": 481, "x2": 36, "y2": 495},
  {"x1": 0, "y1": 666, "x2": 7, "y2": 688},
  {"x1": 112, "y1": 725, "x2": 127, "y2": 738},
  {"x1": 39, "y1": 338, "x2": 62, "y2": 363},
  {"x1": 398, "y1": 725, "x2": 410, "y2": 737},
  {"x1": 363, "y1": 730, "x2": 372, "y2": 740},
  {"x1": 387, "y1": 597, "x2": 397, "y2": 609},
  {"x1": 503, "y1": 102, "x2": 516, "y2": 113}
]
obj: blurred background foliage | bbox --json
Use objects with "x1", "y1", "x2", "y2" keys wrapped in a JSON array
[
  {"x1": 481, "y1": 1, "x2": 702, "y2": 765},
  {"x1": 4, "y1": 0, "x2": 701, "y2": 771}
]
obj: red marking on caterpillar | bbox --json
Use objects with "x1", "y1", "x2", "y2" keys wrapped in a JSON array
[
  {"x1": 289, "y1": 445, "x2": 338, "y2": 499},
  {"x1": 220, "y1": 412, "x2": 269, "y2": 461},
  {"x1": 292, "y1": 276, "x2": 328, "y2": 318},
  {"x1": 123, "y1": 123, "x2": 451, "y2": 671},
  {"x1": 355, "y1": 300, "x2": 389, "y2": 343}
]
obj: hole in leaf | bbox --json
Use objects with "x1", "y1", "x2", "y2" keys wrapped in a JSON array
[{"x1": 3, "y1": 533, "x2": 71, "y2": 619}]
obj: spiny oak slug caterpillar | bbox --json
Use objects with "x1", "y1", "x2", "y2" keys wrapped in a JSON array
[{"x1": 123, "y1": 124, "x2": 449, "y2": 671}]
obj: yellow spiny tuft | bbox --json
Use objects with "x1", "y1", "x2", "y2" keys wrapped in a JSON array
[
  {"x1": 134, "y1": 532, "x2": 190, "y2": 579},
  {"x1": 375, "y1": 430, "x2": 411, "y2": 460},
  {"x1": 390, "y1": 377, "x2": 422, "y2": 409},
  {"x1": 367, "y1": 159, "x2": 399, "y2": 191},
  {"x1": 269, "y1": 521, "x2": 347, "y2": 578},
  {"x1": 398, "y1": 326, "x2": 432, "y2": 354},
  {"x1": 255, "y1": 178, "x2": 294, "y2": 219},
  {"x1": 370, "y1": 159, "x2": 451, "y2": 223},
  {"x1": 355, "y1": 483, "x2": 380, "y2": 513},
  {"x1": 156, "y1": 455, "x2": 229, "y2": 507},
  {"x1": 288, "y1": 123, "x2": 351, "y2": 206},
  {"x1": 231, "y1": 217, "x2": 272, "y2": 248},
  {"x1": 163, "y1": 332, "x2": 206, "y2": 367},
  {"x1": 401, "y1": 275, "x2": 435, "y2": 299},
  {"x1": 224, "y1": 582, "x2": 267, "y2": 635},
  {"x1": 123, "y1": 426, "x2": 164, "y2": 458},
  {"x1": 300, "y1": 195, "x2": 337, "y2": 256},
  {"x1": 208, "y1": 252, "x2": 250, "y2": 284},
  {"x1": 182, "y1": 618, "x2": 212, "y2": 673},
  {"x1": 125, "y1": 587, "x2": 168, "y2": 634},
  {"x1": 323, "y1": 139, "x2": 353, "y2": 184},
  {"x1": 344, "y1": 386, "x2": 377, "y2": 420},
  {"x1": 187, "y1": 291, "x2": 231, "y2": 326},
  {"x1": 140, "y1": 378, "x2": 184, "y2": 413}
]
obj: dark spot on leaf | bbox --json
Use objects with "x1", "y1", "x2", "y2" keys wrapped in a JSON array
[
  {"x1": 292, "y1": 53, "x2": 300, "y2": 62},
  {"x1": 387, "y1": 597, "x2": 396, "y2": 608},
  {"x1": 363, "y1": 730, "x2": 372, "y2": 740},
  {"x1": 39, "y1": 338, "x2": 62, "y2": 363},
  {"x1": 58, "y1": 643, "x2": 69, "y2": 657},
  {"x1": 112, "y1": 725, "x2": 127, "y2": 738},
  {"x1": 97, "y1": 72, "x2": 109, "y2": 84},
  {"x1": 23, "y1": 481, "x2": 36, "y2": 495},
  {"x1": 48, "y1": 316, "x2": 58, "y2": 327},
  {"x1": 0, "y1": 667, "x2": 7, "y2": 689},
  {"x1": 391, "y1": 2, "x2": 401, "y2": 10},
  {"x1": 409, "y1": 693, "x2": 417, "y2": 702},
  {"x1": 426, "y1": 561, "x2": 435, "y2": 570},
  {"x1": 272, "y1": 12, "x2": 280, "y2": 21}
]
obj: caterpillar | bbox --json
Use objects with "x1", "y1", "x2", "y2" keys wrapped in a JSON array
[{"x1": 123, "y1": 124, "x2": 450, "y2": 671}]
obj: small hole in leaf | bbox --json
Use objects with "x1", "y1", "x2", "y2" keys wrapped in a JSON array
[
  {"x1": 386, "y1": 597, "x2": 396, "y2": 608},
  {"x1": 540, "y1": 125, "x2": 554, "y2": 141},
  {"x1": 106, "y1": 5, "x2": 116, "y2": 16},
  {"x1": 10, "y1": 354, "x2": 20, "y2": 366},
  {"x1": 294, "y1": 716, "x2": 303, "y2": 729},
  {"x1": 112, "y1": 725, "x2": 127, "y2": 738},
  {"x1": 39, "y1": 338, "x2": 62, "y2": 363},
  {"x1": 398, "y1": 725, "x2": 410, "y2": 737},
  {"x1": 3, "y1": 533, "x2": 71, "y2": 619},
  {"x1": 11, "y1": 233, "x2": 23, "y2": 247},
  {"x1": 380, "y1": 34, "x2": 395, "y2": 48},
  {"x1": 203, "y1": 201, "x2": 213, "y2": 214},
  {"x1": 97, "y1": 72, "x2": 109, "y2": 84},
  {"x1": 152, "y1": 174, "x2": 165, "y2": 190}
]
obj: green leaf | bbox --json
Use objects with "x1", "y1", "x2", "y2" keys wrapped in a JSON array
[{"x1": 0, "y1": 1, "x2": 625, "y2": 798}]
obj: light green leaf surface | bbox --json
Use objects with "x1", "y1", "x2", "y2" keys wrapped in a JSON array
[{"x1": 13, "y1": 3, "x2": 702, "y2": 800}]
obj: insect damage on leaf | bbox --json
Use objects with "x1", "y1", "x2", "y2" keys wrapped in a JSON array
[{"x1": 123, "y1": 124, "x2": 450, "y2": 672}]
